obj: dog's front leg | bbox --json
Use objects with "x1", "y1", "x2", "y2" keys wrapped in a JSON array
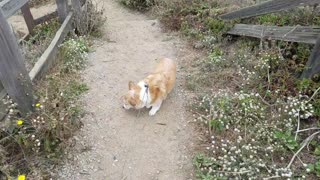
[{"x1": 149, "y1": 100, "x2": 162, "y2": 116}]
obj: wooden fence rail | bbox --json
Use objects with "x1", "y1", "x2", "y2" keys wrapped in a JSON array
[
  {"x1": 0, "y1": 0, "x2": 84, "y2": 123},
  {"x1": 0, "y1": 0, "x2": 28, "y2": 18},
  {"x1": 301, "y1": 36, "x2": 320, "y2": 78},
  {"x1": 220, "y1": 0, "x2": 320, "y2": 79},
  {"x1": 30, "y1": 12, "x2": 73, "y2": 80},
  {"x1": 220, "y1": 0, "x2": 319, "y2": 20},
  {"x1": 227, "y1": 24, "x2": 320, "y2": 44}
]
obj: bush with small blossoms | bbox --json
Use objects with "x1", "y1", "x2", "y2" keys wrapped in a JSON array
[
  {"x1": 191, "y1": 41, "x2": 320, "y2": 179},
  {"x1": 59, "y1": 37, "x2": 89, "y2": 73}
]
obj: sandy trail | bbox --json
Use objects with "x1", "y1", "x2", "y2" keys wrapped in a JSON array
[{"x1": 57, "y1": 0, "x2": 196, "y2": 179}]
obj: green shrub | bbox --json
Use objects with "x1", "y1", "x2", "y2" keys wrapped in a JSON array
[{"x1": 120, "y1": 0, "x2": 155, "y2": 11}]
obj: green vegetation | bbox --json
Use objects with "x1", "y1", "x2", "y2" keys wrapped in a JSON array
[
  {"x1": 120, "y1": 0, "x2": 155, "y2": 11},
  {"x1": 0, "y1": 0, "x2": 105, "y2": 178},
  {"x1": 0, "y1": 36, "x2": 89, "y2": 179}
]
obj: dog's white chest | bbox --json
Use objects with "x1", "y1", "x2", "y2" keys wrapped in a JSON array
[{"x1": 138, "y1": 81, "x2": 151, "y2": 107}]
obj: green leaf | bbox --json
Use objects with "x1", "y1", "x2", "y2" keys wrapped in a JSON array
[
  {"x1": 314, "y1": 146, "x2": 320, "y2": 156},
  {"x1": 315, "y1": 161, "x2": 320, "y2": 177},
  {"x1": 307, "y1": 164, "x2": 315, "y2": 172}
]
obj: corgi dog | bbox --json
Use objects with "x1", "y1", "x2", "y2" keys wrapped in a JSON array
[{"x1": 122, "y1": 58, "x2": 176, "y2": 116}]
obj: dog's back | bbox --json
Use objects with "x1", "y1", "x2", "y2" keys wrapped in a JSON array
[{"x1": 154, "y1": 58, "x2": 176, "y2": 93}]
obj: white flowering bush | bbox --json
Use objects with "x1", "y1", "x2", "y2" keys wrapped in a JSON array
[
  {"x1": 73, "y1": 0, "x2": 106, "y2": 37},
  {"x1": 191, "y1": 42, "x2": 320, "y2": 179},
  {"x1": 59, "y1": 37, "x2": 89, "y2": 73},
  {"x1": 193, "y1": 89, "x2": 319, "y2": 178}
]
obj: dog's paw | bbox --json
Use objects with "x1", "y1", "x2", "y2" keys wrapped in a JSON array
[{"x1": 149, "y1": 110, "x2": 157, "y2": 116}]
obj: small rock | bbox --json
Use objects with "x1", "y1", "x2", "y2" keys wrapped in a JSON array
[{"x1": 193, "y1": 42, "x2": 204, "y2": 49}]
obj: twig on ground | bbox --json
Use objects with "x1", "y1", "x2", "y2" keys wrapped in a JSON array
[
  {"x1": 295, "y1": 111, "x2": 300, "y2": 141},
  {"x1": 296, "y1": 127, "x2": 320, "y2": 133},
  {"x1": 287, "y1": 131, "x2": 320, "y2": 168},
  {"x1": 307, "y1": 86, "x2": 320, "y2": 104}
]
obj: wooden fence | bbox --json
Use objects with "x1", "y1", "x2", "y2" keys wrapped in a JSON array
[
  {"x1": 220, "y1": 0, "x2": 320, "y2": 79},
  {"x1": 0, "y1": 0, "x2": 84, "y2": 124}
]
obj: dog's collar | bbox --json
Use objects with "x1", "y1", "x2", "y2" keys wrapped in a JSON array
[
  {"x1": 144, "y1": 84, "x2": 149, "y2": 96},
  {"x1": 143, "y1": 83, "x2": 149, "y2": 106}
]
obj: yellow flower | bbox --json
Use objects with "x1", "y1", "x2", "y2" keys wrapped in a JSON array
[
  {"x1": 18, "y1": 175, "x2": 26, "y2": 180},
  {"x1": 36, "y1": 103, "x2": 41, "y2": 107},
  {"x1": 17, "y1": 120, "x2": 24, "y2": 125}
]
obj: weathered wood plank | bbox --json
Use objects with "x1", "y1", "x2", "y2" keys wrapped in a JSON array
[
  {"x1": 301, "y1": 36, "x2": 320, "y2": 78},
  {"x1": 227, "y1": 24, "x2": 320, "y2": 44},
  {"x1": 21, "y1": 2, "x2": 35, "y2": 34},
  {"x1": 34, "y1": 10, "x2": 58, "y2": 25},
  {"x1": 220, "y1": 0, "x2": 319, "y2": 20},
  {"x1": 29, "y1": 12, "x2": 74, "y2": 81},
  {"x1": 72, "y1": 0, "x2": 82, "y2": 32},
  {"x1": 56, "y1": 0, "x2": 68, "y2": 23},
  {"x1": 72, "y1": 0, "x2": 82, "y2": 13},
  {"x1": 0, "y1": 0, "x2": 28, "y2": 18},
  {"x1": 0, "y1": 8, "x2": 34, "y2": 115},
  {"x1": 0, "y1": 84, "x2": 6, "y2": 121}
]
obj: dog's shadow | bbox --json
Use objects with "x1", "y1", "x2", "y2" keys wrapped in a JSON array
[
  {"x1": 122, "y1": 106, "x2": 150, "y2": 117},
  {"x1": 121, "y1": 96, "x2": 174, "y2": 118}
]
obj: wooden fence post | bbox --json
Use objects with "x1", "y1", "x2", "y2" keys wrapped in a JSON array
[
  {"x1": 21, "y1": 2, "x2": 35, "y2": 34},
  {"x1": 301, "y1": 36, "x2": 320, "y2": 79},
  {"x1": 72, "y1": 0, "x2": 81, "y2": 32},
  {"x1": 72, "y1": 0, "x2": 81, "y2": 12},
  {"x1": 0, "y1": 9, "x2": 34, "y2": 115},
  {"x1": 56, "y1": 0, "x2": 68, "y2": 23}
]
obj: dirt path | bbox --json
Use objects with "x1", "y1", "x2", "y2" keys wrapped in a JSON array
[{"x1": 58, "y1": 0, "x2": 196, "y2": 179}]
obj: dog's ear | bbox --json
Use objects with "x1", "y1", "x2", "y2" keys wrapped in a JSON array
[{"x1": 128, "y1": 81, "x2": 134, "y2": 90}]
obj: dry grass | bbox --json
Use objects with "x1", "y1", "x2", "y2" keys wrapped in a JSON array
[
  {"x1": 73, "y1": 0, "x2": 106, "y2": 37},
  {"x1": 29, "y1": 0, "x2": 54, "y2": 8}
]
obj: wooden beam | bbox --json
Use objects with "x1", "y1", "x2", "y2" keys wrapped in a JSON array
[
  {"x1": 0, "y1": 0, "x2": 28, "y2": 18},
  {"x1": 227, "y1": 24, "x2": 320, "y2": 44},
  {"x1": 0, "y1": 8, "x2": 34, "y2": 115},
  {"x1": 29, "y1": 12, "x2": 74, "y2": 81},
  {"x1": 0, "y1": 84, "x2": 6, "y2": 121},
  {"x1": 220, "y1": 0, "x2": 319, "y2": 20},
  {"x1": 21, "y1": 2, "x2": 35, "y2": 34},
  {"x1": 301, "y1": 36, "x2": 320, "y2": 78},
  {"x1": 72, "y1": 0, "x2": 82, "y2": 13},
  {"x1": 56, "y1": 0, "x2": 68, "y2": 23}
]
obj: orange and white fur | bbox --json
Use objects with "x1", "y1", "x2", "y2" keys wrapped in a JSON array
[{"x1": 122, "y1": 58, "x2": 176, "y2": 116}]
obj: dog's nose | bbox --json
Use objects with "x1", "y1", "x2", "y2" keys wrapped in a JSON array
[{"x1": 122, "y1": 105, "x2": 125, "y2": 109}]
